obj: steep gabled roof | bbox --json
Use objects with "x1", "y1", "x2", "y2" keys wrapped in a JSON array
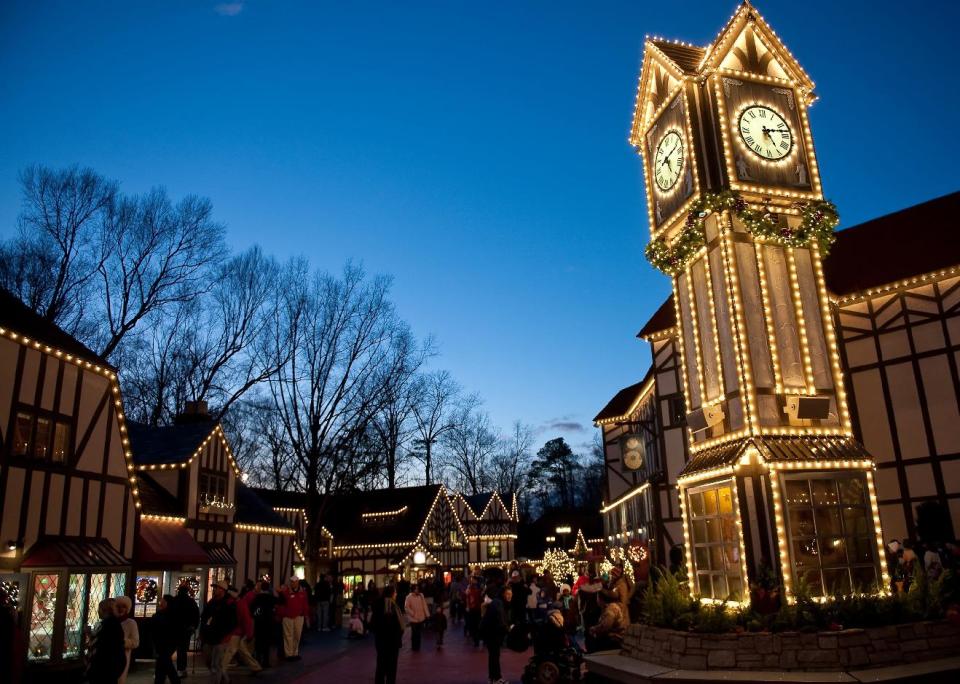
[
  {"x1": 0, "y1": 287, "x2": 112, "y2": 369},
  {"x1": 650, "y1": 40, "x2": 706, "y2": 74},
  {"x1": 594, "y1": 367, "x2": 655, "y2": 425},
  {"x1": 824, "y1": 191, "x2": 960, "y2": 298},
  {"x1": 464, "y1": 492, "x2": 495, "y2": 518},
  {"x1": 137, "y1": 473, "x2": 184, "y2": 516},
  {"x1": 235, "y1": 485, "x2": 295, "y2": 529},
  {"x1": 127, "y1": 421, "x2": 218, "y2": 466},
  {"x1": 321, "y1": 484, "x2": 445, "y2": 547}
]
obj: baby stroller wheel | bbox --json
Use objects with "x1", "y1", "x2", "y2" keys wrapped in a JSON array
[{"x1": 536, "y1": 661, "x2": 561, "y2": 684}]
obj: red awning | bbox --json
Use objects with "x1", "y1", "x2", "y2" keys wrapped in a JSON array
[
  {"x1": 22, "y1": 536, "x2": 130, "y2": 569},
  {"x1": 136, "y1": 520, "x2": 209, "y2": 567}
]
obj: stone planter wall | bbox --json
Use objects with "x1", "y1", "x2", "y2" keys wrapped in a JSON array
[{"x1": 622, "y1": 621, "x2": 960, "y2": 671}]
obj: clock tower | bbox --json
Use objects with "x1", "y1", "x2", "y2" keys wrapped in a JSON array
[{"x1": 630, "y1": 2, "x2": 888, "y2": 600}]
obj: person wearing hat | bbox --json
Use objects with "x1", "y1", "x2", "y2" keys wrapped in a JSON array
[
  {"x1": 586, "y1": 589, "x2": 627, "y2": 653},
  {"x1": 278, "y1": 576, "x2": 310, "y2": 660},
  {"x1": 222, "y1": 582, "x2": 263, "y2": 674},
  {"x1": 201, "y1": 580, "x2": 238, "y2": 683},
  {"x1": 114, "y1": 595, "x2": 139, "y2": 684}
]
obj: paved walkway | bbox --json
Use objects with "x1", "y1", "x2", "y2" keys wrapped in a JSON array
[{"x1": 129, "y1": 617, "x2": 534, "y2": 684}]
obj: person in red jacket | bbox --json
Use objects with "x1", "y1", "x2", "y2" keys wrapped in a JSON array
[
  {"x1": 278, "y1": 576, "x2": 310, "y2": 659},
  {"x1": 222, "y1": 584, "x2": 262, "y2": 672}
]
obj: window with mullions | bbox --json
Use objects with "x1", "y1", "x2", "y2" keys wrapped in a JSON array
[
  {"x1": 687, "y1": 481, "x2": 744, "y2": 601},
  {"x1": 199, "y1": 472, "x2": 227, "y2": 504},
  {"x1": 13, "y1": 410, "x2": 71, "y2": 462},
  {"x1": 782, "y1": 474, "x2": 879, "y2": 597}
]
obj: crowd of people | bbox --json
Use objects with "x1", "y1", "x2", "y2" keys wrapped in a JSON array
[
  {"x1": 57, "y1": 560, "x2": 637, "y2": 684},
  {"x1": 351, "y1": 562, "x2": 635, "y2": 684}
]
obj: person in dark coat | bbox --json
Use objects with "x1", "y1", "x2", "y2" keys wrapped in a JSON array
[
  {"x1": 371, "y1": 585, "x2": 404, "y2": 684},
  {"x1": 86, "y1": 598, "x2": 126, "y2": 684},
  {"x1": 507, "y1": 570, "x2": 528, "y2": 626},
  {"x1": 250, "y1": 581, "x2": 278, "y2": 668},
  {"x1": 171, "y1": 584, "x2": 199, "y2": 678},
  {"x1": 151, "y1": 595, "x2": 181, "y2": 684},
  {"x1": 480, "y1": 586, "x2": 510, "y2": 684}
]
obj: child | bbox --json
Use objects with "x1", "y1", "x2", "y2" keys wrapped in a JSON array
[
  {"x1": 347, "y1": 608, "x2": 365, "y2": 639},
  {"x1": 433, "y1": 604, "x2": 447, "y2": 648}
]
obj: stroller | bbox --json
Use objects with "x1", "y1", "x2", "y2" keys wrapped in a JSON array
[{"x1": 521, "y1": 612, "x2": 583, "y2": 684}]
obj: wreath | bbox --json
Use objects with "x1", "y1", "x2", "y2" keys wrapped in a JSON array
[
  {"x1": 645, "y1": 190, "x2": 839, "y2": 275},
  {"x1": 136, "y1": 577, "x2": 158, "y2": 605}
]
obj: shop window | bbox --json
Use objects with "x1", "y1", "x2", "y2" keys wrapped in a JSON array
[
  {"x1": 28, "y1": 573, "x2": 59, "y2": 660},
  {"x1": 12, "y1": 410, "x2": 71, "y2": 462},
  {"x1": 135, "y1": 575, "x2": 161, "y2": 617},
  {"x1": 782, "y1": 474, "x2": 879, "y2": 597},
  {"x1": 687, "y1": 482, "x2": 744, "y2": 601},
  {"x1": 200, "y1": 472, "x2": 228, "y2": 504},
  {"x1": 487, "y1": 541, "x2": 502, "y2": 559},
  {"x1": 86, "y1": 573, "x2": 108, "y2": 633},
  {"x1": 63, "y1": 574, "x2": 87, "y2": 657},
  {"x1": 111, "y1": 572, "x2": 127, "y2": 599}
]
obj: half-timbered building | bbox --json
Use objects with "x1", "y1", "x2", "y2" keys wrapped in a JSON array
[
  {"x1": 320, "y1": 484, "x2": 469, "y2": 589},
  {"x1": 599, "y1": 191, "x2": 960, "y2": 597},
  {"x1": 449, "y1": 491, "x2": 519, "y2": 570},
  {"x1": 127, "y1": 412, "x2": 296, "y2": 619},
  {"x1": 0, "y1": 288, "x2": 137, "y2": 675},
  {"x1": 249, "y1": 484, "x2": 472, "y2": 588}
]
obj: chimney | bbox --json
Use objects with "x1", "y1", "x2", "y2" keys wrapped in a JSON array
[{"x1": 175, "y1": 400, "x2": 211, "y2": 424}]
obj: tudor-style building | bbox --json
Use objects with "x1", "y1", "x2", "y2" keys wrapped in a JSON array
[
  {"x1": 0, "y1": 289, "x2": 137, "y2": 673},
  {"x1": 127, "y1": 412, "x2": 297, "y2": 618},
  {"x1": 595, "y1": 2, "x2": 944, "y2": 603},
  {"x1": 254, "y1": 484, "x2": 470, "y2": 588},
  {"x1": 449, "y1": 491, "x2": 519, "y2": 569}
]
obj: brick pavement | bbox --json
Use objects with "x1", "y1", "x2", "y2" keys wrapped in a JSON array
[
  {"x1": 292, "y1": 617, "x2": 532, "y2": 684},
  {"x1": 129, "y1": 617, "x2": 534, "y2": 684}
]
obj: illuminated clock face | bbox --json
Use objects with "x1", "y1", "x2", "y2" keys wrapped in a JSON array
[
  {"x1": 737, "y1": 105, "x2": 793, "y2": 160},
  {"x1": 623, "y1": 436, "x2": 643, "y2": 470},
  {"x1": 653, "y1": 130, "x2": 684, "y2": 191}
]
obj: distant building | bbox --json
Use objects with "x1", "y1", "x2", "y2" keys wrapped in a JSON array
[
  {"x1": 127, "y1": 414, "x2": 298, "y2": 621},
  {"x1": 449, "y1": 491, "x2": 519, "y2": 570}
]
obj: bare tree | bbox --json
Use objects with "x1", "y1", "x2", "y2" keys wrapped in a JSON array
[
  {"x1": 491, "y1": 420, "x2": 534, "y2": 497},
  {"x1": 265, "y1": 261, "x2": 417, "y2": 573},
  {"x1": 371, "y1": 359, "x2": 429, "y2": 489},
  {"x1": 119, "y1": 246, "x2": 281, "y2": 425},
  {"x1": 410, "y1": 370, "x2": 463, "y2": 485},
  {"x1": 94, "y1": 189, "x2": 226, "y2": 358},
  {"x1": 441, "y1": 406, "x2": 499, "y2": 495},
  {"x1": 0, "y1": 165, "x2": 117, "y2": 337}
]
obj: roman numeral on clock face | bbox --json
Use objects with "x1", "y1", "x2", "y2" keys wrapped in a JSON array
[{"x1": 736, "y1": 104, "x2": 794, "y2": 161}]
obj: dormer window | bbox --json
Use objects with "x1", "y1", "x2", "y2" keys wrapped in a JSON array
[{"x1": 199, "y1": 472, "x2": 232, "y2": 514}]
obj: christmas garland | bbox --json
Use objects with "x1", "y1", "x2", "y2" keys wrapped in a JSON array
[{"x1": 644, "y1": 190, "x2": 839, "y2": 275}]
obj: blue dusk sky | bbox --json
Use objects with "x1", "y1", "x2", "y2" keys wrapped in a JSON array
[{"x1": 1, "y1": 1, "x2": 958, "y2": 455}]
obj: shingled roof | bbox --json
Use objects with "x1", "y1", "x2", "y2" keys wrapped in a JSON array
[
  {"x1": 235, "y1": 485, "x2": 295, "y2": 529},
  {"x1": 0, "y1": 287, "x2": 113, "y2": 369},
  {"x1": 250, "y1": 484, "x2": 447, "y2": 547},
  {"x1": 650, "y1": 40, "x2": 706, "y2": 74},
  {"x1": 636, "y1": 192, "x2": 960, "y2": 338},
  {"x1": 127, "y1": 421, "x2": 218, "y2": 466},
  {"x1": 594, "y1": 366, "x2": 655, "y2": 424}
]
